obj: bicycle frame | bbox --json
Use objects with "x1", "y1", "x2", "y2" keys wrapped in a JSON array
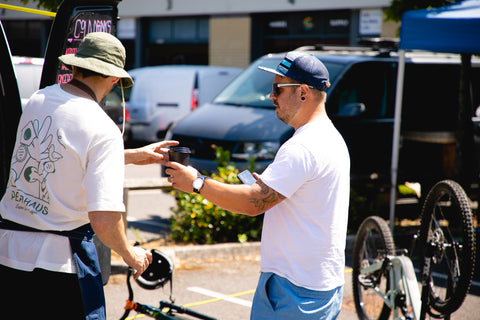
[
  {"x1": 120, "y1": 266, "x2": 217, "y2": 320},
  {"x1": 359, "y1": 254, "x2": 422, "y2": 320}
]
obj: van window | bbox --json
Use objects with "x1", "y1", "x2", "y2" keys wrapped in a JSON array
[
  {"x1": 214, "y1": 58, "x2": 277, "y2": 108},
  {"x1": 327, "y1": 61, "x2": 396, "y2": 119},
  {"x1": 214, "y1": 56, "x2": 344, "y2": 109},
  {"x1": 402, "y1": 63, "x2": 480, "y2": 131}
]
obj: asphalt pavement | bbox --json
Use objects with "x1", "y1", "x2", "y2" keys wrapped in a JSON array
[{"x1": 111, "y1": 163, "x2": 480, "y2": 320}]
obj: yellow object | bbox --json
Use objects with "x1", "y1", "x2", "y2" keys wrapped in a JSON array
[{"x1": 0, "y1": 3, "x2": 56, "y2": 18}]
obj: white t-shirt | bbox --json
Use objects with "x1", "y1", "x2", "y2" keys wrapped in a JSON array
[
  {"x1": 259, "y1": 118, "x2": 350, "y2": 291},
  {"x1": 0, "y1": 84, "x2": 125, "y2": 273}
]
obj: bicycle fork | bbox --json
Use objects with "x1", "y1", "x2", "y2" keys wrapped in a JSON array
[
  {"x1": 360, "y1": 255, "x2": 421, "y2": 320},
  {"x1": 390, "y1": 256, "x2": 422, "y2": 320}
]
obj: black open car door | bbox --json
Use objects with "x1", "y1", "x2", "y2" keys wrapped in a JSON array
[
  {"x1": 0, "y1": 21, "x2": 22, "y2": 198},
  {"x1": 40, "y1": 0, "x2": 119, "y2": 88}
]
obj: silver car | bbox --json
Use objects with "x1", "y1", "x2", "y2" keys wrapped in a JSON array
[{"x1": 126, "y1": 65, "x2": 242, "y2": 142}]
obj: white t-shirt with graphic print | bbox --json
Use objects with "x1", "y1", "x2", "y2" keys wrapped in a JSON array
[
  {"x1": 0, "y1": 84, "x2": 125, "y2": 273},
  {"x1": 259, "y1": 117, "x2": 350, "y2": 291}
]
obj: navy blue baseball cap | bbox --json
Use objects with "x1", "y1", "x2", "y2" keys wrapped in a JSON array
[{"x1": 258, "y1": 51, "x2": 330, "y2": 91}]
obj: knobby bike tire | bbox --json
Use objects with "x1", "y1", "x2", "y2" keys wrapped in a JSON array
[
  {"x1": 418, "y1": 179, "x2": 476, "y2": 315},
  {"x1": 352, "y1": 216, "x2": 395, "y2": 320}
]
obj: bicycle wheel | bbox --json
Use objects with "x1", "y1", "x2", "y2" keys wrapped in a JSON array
[
  {"x1": 352, "y1": 216, "x2": 395, "y2": 320},
  {"x1": 418, "y1": 179, "x2": 476, "y2": 315}
]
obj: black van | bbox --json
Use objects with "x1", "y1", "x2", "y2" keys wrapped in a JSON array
[
  {"x1": 0, "y1": 0, "x2": 122, "y2": 284},
  {"x1": 167, "y1": 46, "x2": 480, "y2": 222}
]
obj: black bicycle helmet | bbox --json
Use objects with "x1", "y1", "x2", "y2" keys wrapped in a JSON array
[{"x1": 135, "y1": 249, "x2": 174, "y2": 290}]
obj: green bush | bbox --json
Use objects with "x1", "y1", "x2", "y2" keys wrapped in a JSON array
[{"x1": 170, "y1": 147, "x2": 263, "y2": 244}]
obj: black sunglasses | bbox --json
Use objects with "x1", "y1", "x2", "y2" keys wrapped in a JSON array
[{"x1": 271, "y1": 83, "x2": 313, "y2": 97}]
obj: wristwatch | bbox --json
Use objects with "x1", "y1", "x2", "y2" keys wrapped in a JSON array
[{"x1": 193, "y1": 175, "x2": 207, "y2": 193}]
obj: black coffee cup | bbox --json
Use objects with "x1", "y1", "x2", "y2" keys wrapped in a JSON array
[{"x1": 168, "y1": 147, "x2": 191, "y2": 165}]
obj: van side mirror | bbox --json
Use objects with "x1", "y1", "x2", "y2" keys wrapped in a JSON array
[{"x1": 337, "y1": 102, "x2": 366, "y2": 117}]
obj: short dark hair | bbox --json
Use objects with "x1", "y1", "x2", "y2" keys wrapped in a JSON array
[{"x1": 75, "y1": 66, "x2": 108, "y2": 78}]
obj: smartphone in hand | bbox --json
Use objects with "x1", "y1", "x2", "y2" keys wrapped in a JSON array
[{"x1": 238, "y1": 170, "x2": 256, "y2": 185}]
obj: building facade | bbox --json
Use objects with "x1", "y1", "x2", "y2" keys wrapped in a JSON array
[{"x1": 1, "y1": 0, "x2": 398, "y2": 69}]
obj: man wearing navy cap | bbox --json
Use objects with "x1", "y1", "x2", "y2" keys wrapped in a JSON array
[{"x1": 163, "y1": 51, "x2": 350, "y2": 319}]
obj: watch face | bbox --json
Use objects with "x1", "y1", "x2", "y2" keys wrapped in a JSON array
[
  {"x1": 193, "y1": 179, "x2": 202, "y2": 189},
  {"x1": 193, "y1": 176, "x2": 205, "y2": 192}
]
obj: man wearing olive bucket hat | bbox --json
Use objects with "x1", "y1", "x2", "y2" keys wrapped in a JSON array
[{"x1": 0, "y1": 32, "x2": 177, "y2": 319}]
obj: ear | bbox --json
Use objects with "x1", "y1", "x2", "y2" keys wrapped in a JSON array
[{"x1": 299, "y1": 84, "x2": 310, "y2": 101}]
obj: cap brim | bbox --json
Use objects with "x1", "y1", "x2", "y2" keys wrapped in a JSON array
[{"x1": 258, "y1": 66, "x2": 285, "y2": 77}]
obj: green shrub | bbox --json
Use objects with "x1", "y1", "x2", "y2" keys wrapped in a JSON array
[{"x1": 170, "y1": 147, "x2": 263, "y2": 244}]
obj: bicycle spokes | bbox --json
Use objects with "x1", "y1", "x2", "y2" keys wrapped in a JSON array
[
  {"x1": 352, "y1": 216, "x2": 395, "y2": 320},
  {"x1": 419, "y1": 180, "x2": 476, "y2": 317}
]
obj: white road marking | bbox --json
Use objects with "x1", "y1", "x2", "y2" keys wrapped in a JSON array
[{"x1": 187, "y1": 287, "x2": 253, "y2": 307}]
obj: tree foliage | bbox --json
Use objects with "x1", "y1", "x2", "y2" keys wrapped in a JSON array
[
  {"x1": 385, "y1": 0, "x2": 457, "y2": 22},
  {"x1": 9, "y1": 0, "x2": 63, "y2": 12}
]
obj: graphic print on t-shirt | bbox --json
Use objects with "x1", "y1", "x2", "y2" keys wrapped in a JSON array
[{"x1": 8, "y1": 116, "x2": 63, "y2": 215}]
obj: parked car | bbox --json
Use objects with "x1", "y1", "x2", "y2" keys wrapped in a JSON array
[
  {"x1": 12, "y1": 57, "x2": 131, "y2": 142},
  {"x1": 101, "y1": 88, "x2": 132, "y2": 143},
  {"x1": 125, "y1": 65, "x2": 242, "y2": 143},
  {"x1": 166, "y1": 45, "x2": 480, "y2": 220}
]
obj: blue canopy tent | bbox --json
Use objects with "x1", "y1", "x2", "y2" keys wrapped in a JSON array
[
  {"x1": 389, "y1": 0, "x2": 480, "y2": 230},
  {"x1": 400, "y1": 0, "x2": 480, "y2": 53}
]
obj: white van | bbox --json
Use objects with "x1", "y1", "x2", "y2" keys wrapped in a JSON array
[
  {"x1": 12, "y1": 56, "x2": 44, "y2": 107},
  {"x1": 125, "y1": 65, "x2": 242, "y2": 142}
]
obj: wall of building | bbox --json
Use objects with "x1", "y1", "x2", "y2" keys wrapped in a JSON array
[
  {"x1": 118, "y1": 0, "x2": 391, "y2": 17},
  {"x1": 209, "y1": 16, "x2": 251, "y2": 68},
  {"x1": 0, "y1": 0, "x2": 398, "y2": 67},
  {"x1": 381, "y1": 16, "x2": 400, "y2": 38}
]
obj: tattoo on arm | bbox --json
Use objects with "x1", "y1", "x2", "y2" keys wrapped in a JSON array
[{"x1": 250, "y1": 180, "x2": 286, "y2": 211}]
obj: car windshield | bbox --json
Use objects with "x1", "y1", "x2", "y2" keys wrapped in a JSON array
[{"x1": 214, "y1": 56, "x2": 344, "y2": 108}]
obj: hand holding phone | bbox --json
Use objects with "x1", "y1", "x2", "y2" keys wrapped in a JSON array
[{"x1": 238, "y1": 170, "x2": 256, "y2": 185}]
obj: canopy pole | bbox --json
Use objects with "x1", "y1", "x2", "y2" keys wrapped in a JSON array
[{"x1": 389, "y1": 49, "x2": 406, "y2": 232}]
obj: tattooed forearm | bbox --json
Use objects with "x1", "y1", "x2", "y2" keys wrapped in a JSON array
[
  {"x1": 258, "y1": 180, "x2": 270, "y2": 195},
  {"x1": 250, "y1": 180, "x2": 286, "y2": 211}
]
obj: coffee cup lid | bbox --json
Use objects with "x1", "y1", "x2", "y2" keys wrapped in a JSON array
[{"x1": 170, "y1": 147, "x2": 191, "y2": 153}]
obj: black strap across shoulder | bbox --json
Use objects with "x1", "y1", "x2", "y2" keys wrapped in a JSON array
[{"x1": 69, "y1": 78, "x2": 98, "y2": 103}]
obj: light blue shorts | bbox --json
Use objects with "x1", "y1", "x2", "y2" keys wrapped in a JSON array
[{"x1": 250, "y1": 272, "x2": 343, "y2": 320}]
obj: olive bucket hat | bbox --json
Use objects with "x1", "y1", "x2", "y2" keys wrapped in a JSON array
[{"x1": 58, "y1": 32, "x2": 133, "y2": 88}]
